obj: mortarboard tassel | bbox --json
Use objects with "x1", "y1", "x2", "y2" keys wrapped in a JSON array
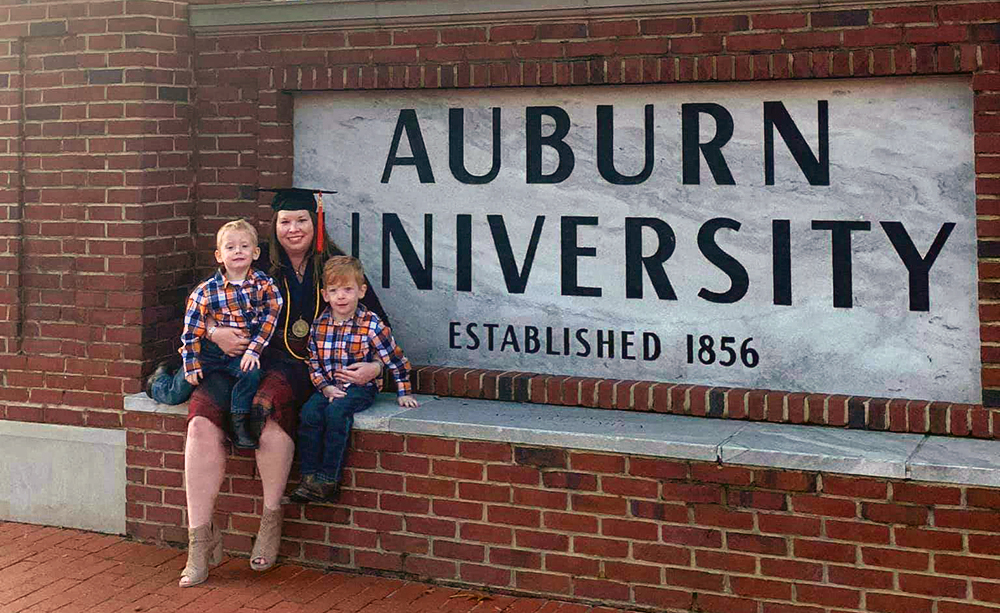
[{"x1": 315, "y1": 192, "x2": 325, "y2": 253}]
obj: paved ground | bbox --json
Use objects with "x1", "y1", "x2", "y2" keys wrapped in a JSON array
[{"x1": 0, "y1": 522, "x2": 635, "y2": 613}]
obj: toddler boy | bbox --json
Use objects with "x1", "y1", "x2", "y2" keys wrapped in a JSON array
[
  {"x1": 147, "y1": 219, "x2": 283, "y2": 448},
  {"x1": 291, "y1": 256, "x2": 418, "y2": 503}
]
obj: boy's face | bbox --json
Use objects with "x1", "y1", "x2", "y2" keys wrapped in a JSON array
[
  {"x1": 321, "y1": 276, "x2": 367, "y2": 321},
  {"x1": 215, "y1": 229, "x2": 260, "y2": 275}
]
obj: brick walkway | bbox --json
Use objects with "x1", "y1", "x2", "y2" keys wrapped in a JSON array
[{"x1": 0, "y1": 522, "x2": 636, "y2": 613}]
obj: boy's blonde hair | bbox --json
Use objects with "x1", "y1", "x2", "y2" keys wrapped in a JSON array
[
  {"x1": 216, "y1": 219, "x2": 258, "y2": 248},
  {"x1": 323, "y1": 255, "x2": 366, "y2": 288}
]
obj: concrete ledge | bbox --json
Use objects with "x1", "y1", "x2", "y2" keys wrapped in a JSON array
[
  {"x1": 0, "y1": 421, "x2": 126, "y2": 534},
  {"x1": 124, "y1": 393, "x2": 1000, "y2": 487}
]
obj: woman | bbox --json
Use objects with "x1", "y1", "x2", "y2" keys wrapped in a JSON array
[{"x1": 177, "y1": 189, "x2": 388, "y2": 587}]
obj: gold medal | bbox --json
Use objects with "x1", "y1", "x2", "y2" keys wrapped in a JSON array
[{"x1": 292, "y1": 318, "x2": 310, "y2": 338}]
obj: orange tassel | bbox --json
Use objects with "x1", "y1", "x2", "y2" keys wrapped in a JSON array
[{"x1": 315, "y1": 193, "x2": 325, "y2": 253}]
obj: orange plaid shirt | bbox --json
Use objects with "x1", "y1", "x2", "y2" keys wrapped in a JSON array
[
  {"x1": 307, "y1": 304, "x2": 411, "y2": 397},
  {"x1": 180, "y1": 269, "x2": 283, "y2": 377}
]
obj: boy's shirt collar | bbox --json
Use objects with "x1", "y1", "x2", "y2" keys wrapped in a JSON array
[
  {"x1": 214, "y1": 268, "x2": 255, "y2": 287},
  {"x1": 321, "y1": 303, "x2": 368, "y2": 325}
]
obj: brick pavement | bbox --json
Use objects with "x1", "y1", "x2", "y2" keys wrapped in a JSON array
[{"x1": 0, "y1": 522, "x2": 637, "y2": 613}]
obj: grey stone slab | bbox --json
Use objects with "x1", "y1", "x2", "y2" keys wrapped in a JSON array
[
  {"x1": 0, "y1": 421, "x2": 125, "y2": 534},
  {"x1": 907, "y1": 436, "x2": 1000, "y2": 487},
  {"x1": 118, "y1": 392, "x2": 1000, "y2": 487},
  {"x1": 720, "y1": 422, "x2": 925, "y2": 479},
  {"x1": 380, "y1": 396, "x2": 747, "y2": 461},
  {"x1": 354, "y1": 394, "x2": 437, "y2": 429},
  {"x1": 124, "y1": 393, "x2": 187, "y2": 416}
]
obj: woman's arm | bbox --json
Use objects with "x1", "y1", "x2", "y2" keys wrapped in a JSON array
[
  {"x1": 333, "y1": 361, "x2": 382, "y2": 386},
  {"x1": 204, "y1": 314, "x2": 250, "y2": 357}
]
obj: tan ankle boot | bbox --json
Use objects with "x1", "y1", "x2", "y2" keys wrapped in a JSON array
[
  {"x1": 250, "y1": 506, "x2": 283, "y2": 572},
  {"x1": 178, "y1": 522, "x2": 223, "y2": 588}
]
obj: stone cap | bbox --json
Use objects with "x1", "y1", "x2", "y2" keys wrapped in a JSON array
[{"x1": 124, "y1": 392, "x2": 1000, "y2": 487}]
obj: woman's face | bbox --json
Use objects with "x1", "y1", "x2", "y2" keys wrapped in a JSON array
[{"x1": 275, "y1": 210, "x2": 314, "y2": 257}]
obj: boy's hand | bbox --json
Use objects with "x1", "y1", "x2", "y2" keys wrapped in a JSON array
[
  {"x1": 322, "y1": 385, "x2": 346, "y2": 400},
  {"x1": 185, "y1": 371, "x2": 202, "y2": 387},
  {"x1": 398, "y1": 395, "x2": 419, "y2": 408},
  {"x1": 240, "y1": 353, "x2": 260, "y2": 372}
]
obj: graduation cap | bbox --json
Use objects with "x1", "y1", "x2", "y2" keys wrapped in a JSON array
[{"x1": 259, "y1": 187, "x2": 337, "y2": 251}]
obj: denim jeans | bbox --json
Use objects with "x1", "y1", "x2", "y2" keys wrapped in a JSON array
[
  {"x1": 148, "y1": 340, "x2": 262, "y2": 415},
  {"x1": 297, "y1": 385, "x2": 377, "y2": 484}
]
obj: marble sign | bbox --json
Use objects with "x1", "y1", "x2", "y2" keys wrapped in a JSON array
[{"x1": 294, "y1": 76, "x2": 978, "y2": 403}]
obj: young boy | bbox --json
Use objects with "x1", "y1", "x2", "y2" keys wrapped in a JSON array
[
  {"x1": 291, "y1": 256, "x2": 418, "y2": 503},
  {"x1": 146, "y1": 219, "x2": 283, "y2": 449}
]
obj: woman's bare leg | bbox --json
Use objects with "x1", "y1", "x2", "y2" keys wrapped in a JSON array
[
  {"x1": 184, "y1": 416, "x2": 227, "y2": 528},
  {"x1": 180, "y1": 416, "x2": 227, "y2": 587},
  {"x1": 256, "y1": 418, "x2": 295, "y2": 509},
  {"x1": 251, "y1": 419, "x2": 294, "y2": 568}
]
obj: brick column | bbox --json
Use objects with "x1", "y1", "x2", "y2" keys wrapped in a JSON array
[{"x1": 0, "y1": 0, "x2": 195, "y2": 427}]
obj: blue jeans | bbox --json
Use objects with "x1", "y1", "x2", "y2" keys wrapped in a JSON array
[
  {"x1": 298, "y1": 385, "x2": 377, "y2": 484},
  {"x1": 148, "y1": 341, "x2": 262, "y2": 415}
]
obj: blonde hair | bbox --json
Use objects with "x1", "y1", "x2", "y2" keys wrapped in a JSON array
[
  {"x1": 216, "y1": 218, "x2": 259, "y2": 248},
  {"x1": 322, "y1": 255, "x2": 366, "y2": 288}
]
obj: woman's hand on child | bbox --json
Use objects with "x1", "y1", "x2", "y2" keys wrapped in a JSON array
[
  {"x1": 322, "y1": 385, "x2": 346, "y2": 400},
  {"x1": 212, "y1": 326, "x2": 250, "y2": 357},
  {"x1": 334, "y1": 362, "x2": 381, "y2": 386},
  {"x1": 185, "y1": 371, "x2": 202, "y2": 387},
  {"x1": 240, "y1": 353, "x2": 260, "y2": 372},
  {"x1": 398, "y1": 395, "x2": 419, "y2": 408}
]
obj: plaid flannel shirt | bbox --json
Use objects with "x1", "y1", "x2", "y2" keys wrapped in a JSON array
[
  {"x1": 180, "y1": 269, "x2": 283, "y2": 377},
  {"x1": 308, "y1": 304, "x2": 412, "y2": 397}
]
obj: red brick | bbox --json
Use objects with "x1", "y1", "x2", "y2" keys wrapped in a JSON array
[
  {"x1": 791, "y1": 495, "x2": 858, "y2": 517},
  {"x1": 867, "y1": 593, "x2": 934, "y2": 613},
  {"x1": 761, "y1": 558, "x2": 823, "y2": 581},
  {"x1": 731, "y1": 576, "x2": 791, "y2": 600},
  {"x1": 863, "y1": 547, "x2": 930, "y2": 571},
  {"x1": 822, "y1": 475, "x2": 887, "y2": 499},
  {"x1": 574, "y1": 535, "x2": 629, "y2": 558},
  {"x1": 662, "y1": 568, "x2": 725, "y2": 591},
  {"x1": 544, "y1": 511, "x2": 598, "y2": 533},
  {"x1": 727, "y1": 532, "x2": 787, "y2": 555},
  {"x1": 861, "y1": 502, "x2": 928, "y2": 526},
  {"x1": 459, "y1": 563, "x2": 510, "y2": 586},
  {"x1": 458, "y1": 441, "x2": 510, "y2": 462},
  {"x1": 828, "y1": 565, "x2": 893, "y2": 589},
  {"x1": 825, "y1": 520, "x2": 890, "y2": 544},
  {"x1": 628, "y1": 457, "x2": 686, "y2": 480},
  {"x1": 433, "y1": 540, "x2": 484, "y2": 562},
  {"x1": 515, "y1": 570, "x2": 571, "y2": 595},
  {"x1": 570, "y1": 452, "x2": 624, "y2": 473},
  {"x1": 796, "y1": 584, "x2": 860, "y2": 609},
  {"x1": 794, "y1": 538, "x2": 856, "y2": 563},
  {"x1": 491, "y1": 547, "x2": 542, "y2": 569},
  {"x1": 757, "y1": 513, "x2": 821, "y2": 536},
  {"x1": 696, "y1": 549, "x2": 756, "y2": 574},
  {"x1": 898, "y1": 573, "x2": 968, "y2": 598},
  {"x1": 545, "y1": 553, "x2": 599, "y2": 576},
  {"x1": 690, "y1": 464, "x2": 753, "y2": 485}
]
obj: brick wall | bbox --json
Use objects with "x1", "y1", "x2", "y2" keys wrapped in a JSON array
[
  {"x1": 185, "y1": 0, "x2": 1000, "y2": 436},
  {"x1": 0, "y1": 2, "x2": 997, "y2": 433},
  {"x1": 0, "y1": 0, "x2": 195, "y2": 428},
  {"x1": 126, "y1": 408, "x2": 1000, "y2": 612}
]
